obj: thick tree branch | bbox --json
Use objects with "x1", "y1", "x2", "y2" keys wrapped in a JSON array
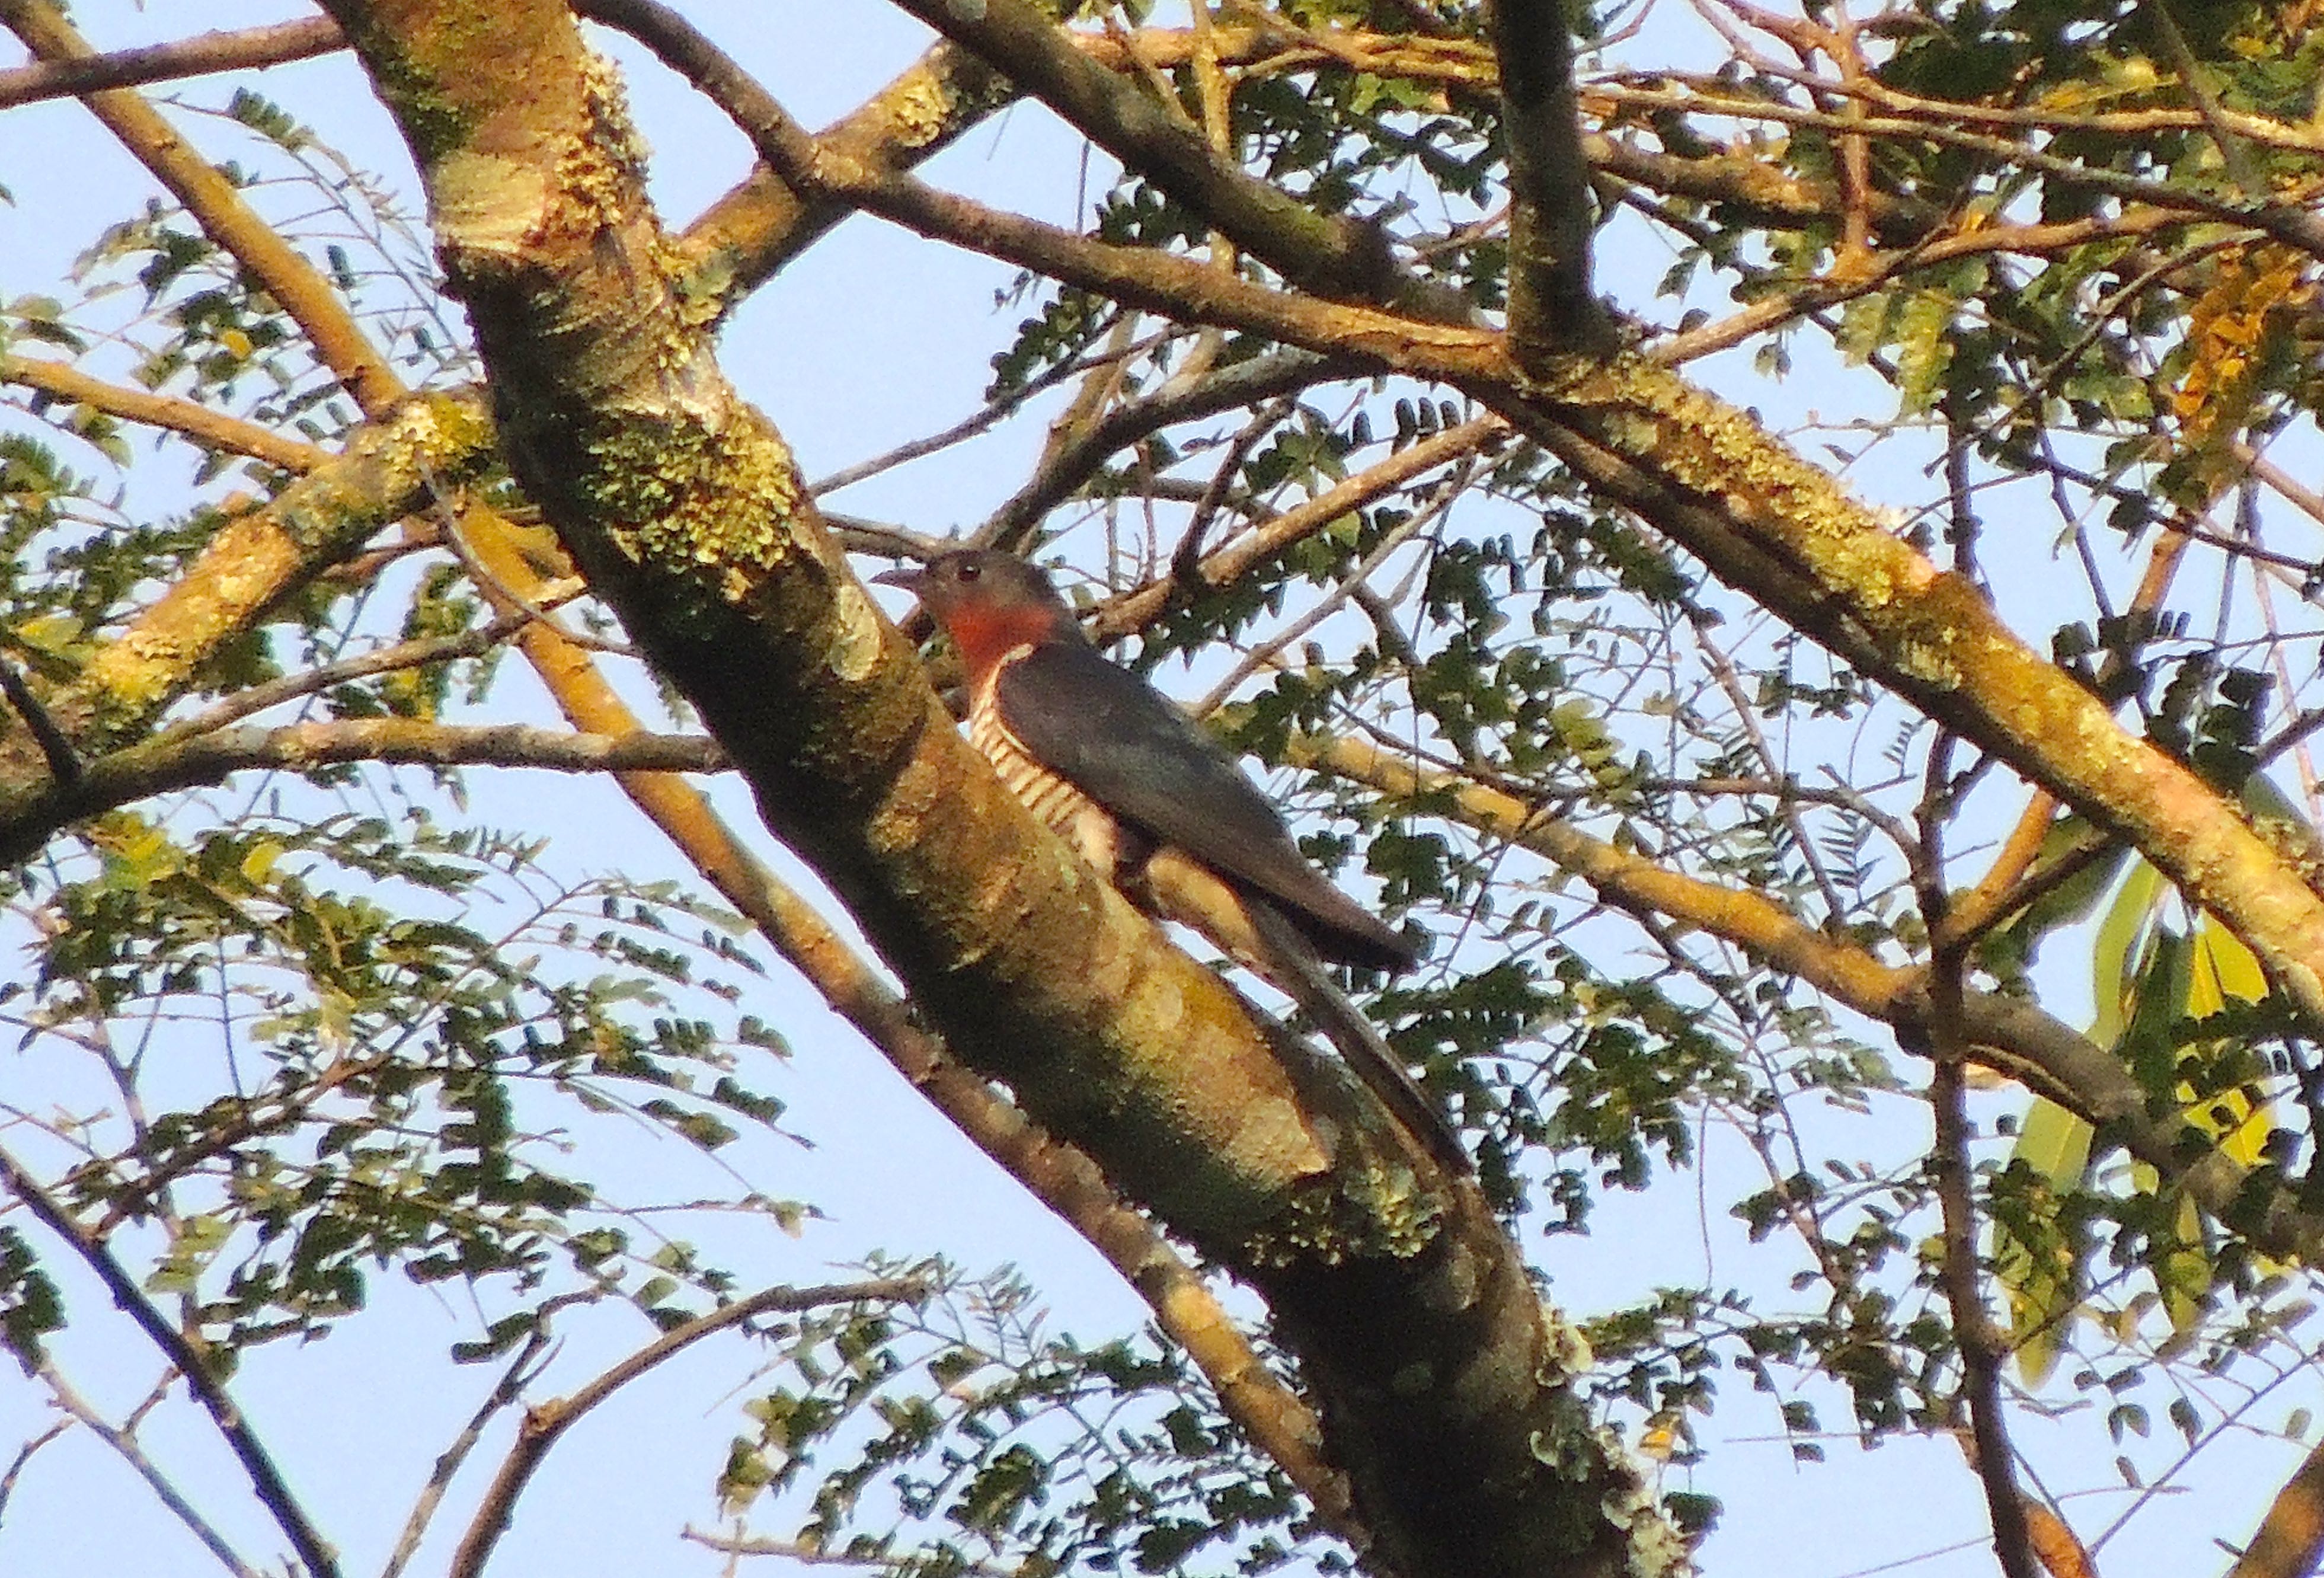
[
  {"x1": 2226, "y1": 1438, "x2": 2324, "y2": 1578},
  {"x1": 0, "y1": 1143, "x2": 340, "y2": 1578},
  {"x1": 322, "y1": 6, "x2": 1670, "y2": 1574},
  {"x1": 1487, "y1": 0, "x2": 1609, "y2": 361}
]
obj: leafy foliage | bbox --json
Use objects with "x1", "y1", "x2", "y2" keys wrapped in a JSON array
[{"x1": 7, "y1": 0, "x2": 2324, "y2": 1573}]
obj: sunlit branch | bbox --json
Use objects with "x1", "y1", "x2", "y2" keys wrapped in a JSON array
[
  {"x1": 1076, "y1": 415, "x2": 1503, "y2": 640},
  {"x1": 1596, "y1": 79, "x2": 2324, "y2": 260},
  {"x1": 979, "y1": 350, "x2": 1348, "y2": 551},
  {"x1": 1, "y1": 0, "x2": 401, "y2": 413},
  {"x1": 2226, "y1": 1438, "x2": 2324, "y2": 1578},
  {"x1": 1, "y1": 355, "x2": 327, "y2": 470},
  {"x1": 1289, "y1": 731, "x2": 2324, "y2": 1263},
  {"x1": 448, "y1": 1277, "x2": 932, "y2": 1578}
]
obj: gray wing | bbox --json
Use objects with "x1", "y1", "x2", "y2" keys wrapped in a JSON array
[{"x1": 995, "y1": 644, "x2": 1415, "y2": 971}]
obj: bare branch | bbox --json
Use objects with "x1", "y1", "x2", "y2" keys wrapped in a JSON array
[
  {"x1": 448, "y1": 1278, "x2": 931, "y2": 1578},
  {"x1": 39, "y1": 1367, "x2": 260, "y2": 1578},
  {"x1": 0, "y1": 15, "x2": 339, "y2": 108},
  {"x1": 0, "y1": 655, "x2": 79, "y2": 785},
  {"x1": 883, "y1": 0, "x2": 1464, "y2": 317},
  {"x1": 977, "y1": 350, "x2": 1348, "y2": 551},
  {"x1": 381, "y1": 1324, "x2": 558, "y2": 1578},
  {"x1": 0, "y1": 720, "x2": 725, "y2": 865},
  {"x1": 0, "y1": 1143, "x2": 341, "y2": 1578}
]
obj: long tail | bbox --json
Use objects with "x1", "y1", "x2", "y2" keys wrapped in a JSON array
[
  {"x1": 1243, "y1": 897, "x2": 1473, "y2": 1175},
  {"x1": 1140, "y1": 848, "x2": 1471, "y2": 1172}
]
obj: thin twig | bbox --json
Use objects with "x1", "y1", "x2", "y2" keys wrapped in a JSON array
[
  {"x1": 0, "y1": 1414, "x2": 70, "y2": 1526},
  {"x1": 447, "y1": 1277, "x2": 931, "y2": 1578},
  {"x1": 379, "y1": 1323, "x2": 561, "y2": 1578},
  {"x1": 0, "y1": 1144, "x2": 339, "y2": 1578},
  {"x1": 39, "y1": 1366, "x2": 260, "y2": 1577},
  {"x1": 0, "y1": 654, "x2": 79, "y2": 784}
]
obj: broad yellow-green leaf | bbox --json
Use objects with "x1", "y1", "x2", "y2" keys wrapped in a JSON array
[{"x1": 2000, "y1": 1096, "x2": 2095, "y2": 1385}]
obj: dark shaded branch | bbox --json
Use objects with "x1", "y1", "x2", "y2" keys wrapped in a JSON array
[
  {"x1": 0, "y1": 1143, "x2": 341, "y2": 1578},
  {"x1": 976, "y1": 350, "x2": 1347, "y2": 551},
  {"x1": 1911, "y1": 897, "x2": 2041, "y2": 1578},
  {"x1": 447, "y1": 1278, "x2": 931, "y2": 1578},
  {"x1": 0, "y1": 15, "x2": 339, "y2": 107},
  {"x1": 0, "y1": 655, "x2": 79, "y2": 785},
  {"x1": 1487, "y1": 0, "x2": 1609, "y2": 361},
  {"x1": 881, "y1": 0, "x2": 1468, "y2": 318}
]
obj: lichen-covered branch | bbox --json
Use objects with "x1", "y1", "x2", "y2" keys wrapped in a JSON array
[
  {"x1": 1294, "y1": 733, "x2": 2324, "y2": 1265},
  {"x1": 1487, "y1": 0, "x2": 1609, "y2": 361},
  {"x1": 318, "y1": 3, "x2": 1677, "y2": 1572},
  {"x1": 0, "y1": 391, "x2": 496, "y2": 800}
]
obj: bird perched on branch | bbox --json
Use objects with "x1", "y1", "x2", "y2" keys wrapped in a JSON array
[{"x1": 876, "y1": 549, "x2": 1468, "y2": 1173}]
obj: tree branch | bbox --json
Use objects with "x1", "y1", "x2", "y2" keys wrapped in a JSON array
[
  {"x1": 0, "y1": 14, "x2": 339, "y2": 107},
  {"x1": 0, "y1": 719, "x2": 724, "y2": 865},
  {"x1": 2226, "y1": 1437, "x2": 2324, "y2": 1578},
  {"x1": 0, "y1": 390, "x2": 497, "y2": 802},
  {"x1": 1290, "y1": 730, "x2": 2324, "y2": 1265},
  {"x1": 882, "y1": 0, "x2": 1466, "y2": 318},
  {"x1": 1487, "y1": 0, "x2": 1610, "y2": 361},
  {"x1": 447, "y1": 1277, "x2": 931, "y2": 1578},
  {"x1": 38, "y1": 1366, "x2": 260, "y2": 1578},
  {"x1": 0, "y1": 1143, "x2": 341, "y2": 1578},
  {"x1": 976, "y1": 349, "x2": 1349, "y2": 551},
  {"x1": 2, "y1": 355, "x2": 327, "y2": 471},
  {"x1": 0, "y1": 0, "x2": 401, "y2": 414}
]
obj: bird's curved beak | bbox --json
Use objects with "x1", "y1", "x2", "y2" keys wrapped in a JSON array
[{"x1": 871, "y1": 564, "x2": 929, "y2": 598}]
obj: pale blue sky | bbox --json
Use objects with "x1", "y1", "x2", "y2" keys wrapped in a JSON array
[{"x1": 1, "y1": 5, "x2": 2309, "y2": 1577}]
